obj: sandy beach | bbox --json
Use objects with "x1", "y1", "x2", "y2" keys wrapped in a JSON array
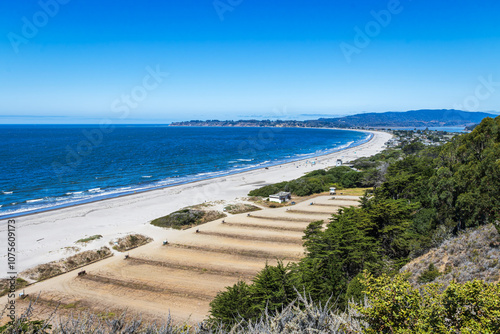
[{"x1": 0, "y1": 130, "x2": 392, "y2": 275}]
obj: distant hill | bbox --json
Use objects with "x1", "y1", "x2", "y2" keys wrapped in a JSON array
[
  {"x1": 317, "y1": 109, "x2": 496, "y2": 128},
  {"x1": 171, "y1": 109, "x2": 496, "y2": 128}
]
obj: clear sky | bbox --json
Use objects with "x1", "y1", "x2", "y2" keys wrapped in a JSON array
[{"x1": 1, "y1": 0, "x2": 500, "y2": 123}]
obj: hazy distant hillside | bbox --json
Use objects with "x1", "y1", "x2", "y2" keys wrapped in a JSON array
[
  {"x1": 171, "y1": 109, "x2": 496, "y2": 128},
  {"x1": 317, "y1": 109, "x2": 495, "y2": 128}
]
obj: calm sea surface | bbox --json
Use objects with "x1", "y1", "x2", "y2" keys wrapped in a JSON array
[{"x1": 0, "y1": 125, "x2": 370, "y2": 218}]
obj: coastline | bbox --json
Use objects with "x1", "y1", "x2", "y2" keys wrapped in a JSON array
[
  {"x1": 0, "y1": 127, "x2": 372, "y2": 220},
  {"x1": 0, "y1": 130, "x2": 392, "y2": 275}
]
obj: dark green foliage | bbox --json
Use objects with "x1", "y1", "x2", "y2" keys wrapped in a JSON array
[
  {"x1": 345, "y1": 272, "x2": 366, "y2": 304},
  {"x1": 248, "y1": 166, "x2": 366, "y2": 197},
  {"x1": 150, "y1": 209, "x2": 225, "y2": 229},
  {"x1": 210, "y1": 116, "x2": 500, "y2": 327},
  {"x1": 0, "y1": 320, "x2": 51, "y2": 333},
  {"x1": 352, "y1": 148, "x2": 402, "y2": 170},
  {"x1": 248, "y1": 262, "x2": 296, "y2": 315},
  {"x1": 417, "y1": 263, "x2": 441, "y2": 283},
  {"x1": 209, "y1": 280, "x2": 252, "y2": 326},
  {"x1": 151, "y1": 209, "x2": 205, "y2": 229},
  {"x1": 208, "y1": 262, "x2": 295, "y2": 326},
  {"x1": 402, "y1": 140, "x2": 425, "y2": 155},
  {"x1": 378, "y1": 116, "x2": 500, "y2": 234}
]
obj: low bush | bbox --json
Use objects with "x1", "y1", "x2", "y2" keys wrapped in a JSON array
[
  {"x1": 111, "y1": 234, "x2": 153, "y2": 252},
  {"x1": 75, "y1": 234, "x2": 103, "y2": 244},
  {"x1": 358, "y1": 272, "x2": 500, "y2": 334},
  {"x1": 417, "y1": 263, "x2": 441, "y2": 283},
  {"x1": 223, "y1": 203, "x2": 261, "y2": 214},
  {"x1": 248, "y1": 166, "x2": 365, "y2": 197},
  {"x1": 151, "y1": 209, "x2": 226, "y2": 229}
]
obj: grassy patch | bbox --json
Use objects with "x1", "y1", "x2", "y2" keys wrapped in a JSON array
[
  {"x1": 61, "y1": 302, "x2": 80, "y2": 309},
  {"x1": 224, "y1": 203, "x2": 261, "y2": 214},
  {"x1": 151, "y1": 209, "x2": 226, "y2": 229},
  {"x1": 76, "y1": 234, "x2": 103, "y2": 244},
  {"x1": 334, "y1": 187, "x2": 372, "y2": 196},
  {"x1": 21, "y1": 247, "x2": 112, "y2": 281},
  {"x1": 417, "y1": 263, "x2": 441, "y2": 283},
  {"x1": 111, "y1": 234, "x2": 153, "y2": 252}
]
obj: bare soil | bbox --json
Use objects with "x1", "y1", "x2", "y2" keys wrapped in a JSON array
[{"x1": 2, "y1": 195, "x2": 359, "y2": 325}]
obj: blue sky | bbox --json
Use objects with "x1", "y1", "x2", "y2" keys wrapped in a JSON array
[{"x1": 1, "y1": 0, "x2": 500, "y2": 123}]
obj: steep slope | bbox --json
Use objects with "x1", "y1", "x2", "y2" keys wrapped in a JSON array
[{"x1": 401, "y1": 224, "x2": 500, "y2": 287}]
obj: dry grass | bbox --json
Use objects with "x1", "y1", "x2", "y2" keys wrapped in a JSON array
[
  {"x1": 223, "y1": 203, "x2": 261, "y2": 214},
  {"x1": 21, "y1": 247, "x2": 113, "y2": 281},
  {"x1": 110, "y1": 234, "x2": 153, "y2": 252},
  {"x1": 333, "y1": 187, "x2": 371, "y2": 196},
  {"x1": 401, "y1": 224, "x2": 500, "y2": 287},
  {"x1": 197, "y1": 231, "x2": 302, "y2": 245},
  {"x1": 75, "y1": 234, "x2": 103, "y2": 244},
  {"x1": 151, "y1": 208, "x2": 226, "y2": 230},
  {"x1": 2, "y1": 292, "x2": 366, "y2": 333},
  {"x1": 224, "y1": 222, "x2": 307, "y2": 232}
]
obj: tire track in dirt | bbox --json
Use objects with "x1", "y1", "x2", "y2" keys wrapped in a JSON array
[
  {"x1": 168, "y1": 243, "x2": 302, "y2": 261},
  {"x1": 223, "y1": 221, "x2": 310, "y2": 232},
  {"x1": 77, "y1": 274, "x2": 214, "y2": 301},
  {"x1": 124, "y1": 256, "x2": 255, "y2": 279},
  {"x1": 13, "y1": 195, "x2": 359, "y2": 324},
  {"x1": 197, "y1": 231, "x2": 303, "y2": 244}
]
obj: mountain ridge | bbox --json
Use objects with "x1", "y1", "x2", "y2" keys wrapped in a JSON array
[{"x1": 171, "y1": 109, "x2": 497, "y2": 128}]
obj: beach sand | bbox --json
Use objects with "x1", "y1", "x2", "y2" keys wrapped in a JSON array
[{"x1": 0, "y1": 130, "x2": 392, "y2": 275}]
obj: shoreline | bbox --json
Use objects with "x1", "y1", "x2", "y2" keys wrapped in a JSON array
[
  {"x1": 0, "y1": 128, "x2": 372, "y2": 220},
  {"x1": 0, "y1": 130, "x2": 392, "y2": 275}
]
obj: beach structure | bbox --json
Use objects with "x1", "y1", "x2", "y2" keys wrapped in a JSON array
[
  {"x1": 330, "y1": 187, "x2": 336, "y2": 195},
  {"x1": 269, "y1": 191, "x2": 292, "y2": 203},
  {"x1": 336, "y1": 159, "x2": 342, "y2": 167}
]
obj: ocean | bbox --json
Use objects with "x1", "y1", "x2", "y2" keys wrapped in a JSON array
[{"x1": 0, "y1": 125, "x2": 371, "y2": 218}]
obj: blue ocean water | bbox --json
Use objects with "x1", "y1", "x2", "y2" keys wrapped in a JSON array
[{"x1": 0, "y1": 125, "x2": 370, "y2": 218}]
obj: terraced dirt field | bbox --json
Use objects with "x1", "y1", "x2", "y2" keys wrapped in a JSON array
[{"x1": 5, "y1": 195, "x2": 360, "y2": 324}]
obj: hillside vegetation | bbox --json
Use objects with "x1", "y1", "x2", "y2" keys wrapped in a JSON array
[
  {"x1": 3, "y1": 117, "x2": 499, "y2": 333},
  {"x1": 170, "y1": 109, "x2": 496, "y2": 128},
  {"x1": 401, "y1": 223, "x2": 500, "y2": 287},
  {"x1": 209, "y1": 116, "x2": 500, "y2": 330},
  {"x1": 248, "y1": 149, "x2": 401, "y2": 198}
]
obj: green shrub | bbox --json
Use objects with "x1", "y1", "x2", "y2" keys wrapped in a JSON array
[
  {"x1": 248, "y1": 166, "x2": 365, "y2": 197},
  {"x1": 417, "y1": 263, "x2": 441, "y2": 283},
  {"x1": 75, "y1": 234, "x2": 103, "y2": 244},
  {"x1": 357, "y1": 272, "x2": 500, "y2": 334}
]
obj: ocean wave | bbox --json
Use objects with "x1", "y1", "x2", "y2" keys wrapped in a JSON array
[
  {"x1": 26, "y1": 198, "x2": 44, "y2": 203},
  {"x1": 0, "y1": 129, "x2": 372, "y2": 219}
]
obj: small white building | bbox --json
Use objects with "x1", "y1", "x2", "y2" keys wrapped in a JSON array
[
  {"x1": 269, "y1": 191, "x2": 292, "y2": 203},
  {"x1": 336, "y1": 159, "x2": 342, "y2": 167},
  {"x1": 329, "y1": 187, "x2": 336, "y2": 195}
]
